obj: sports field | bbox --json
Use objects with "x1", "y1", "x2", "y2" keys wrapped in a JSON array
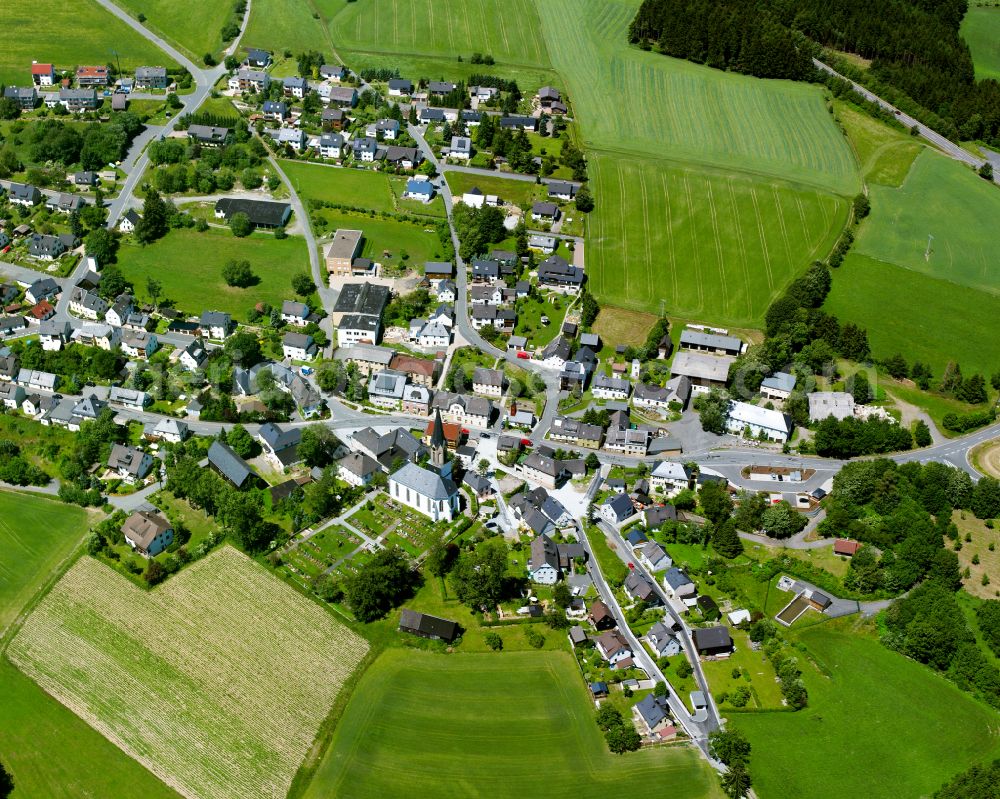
[
  {"x1": 739, "y1": 623, "x2": 1000, "y2": 799},
  {"x1": 116, "y1": 228, "x2": 310, "y2": 320},
  {"x1": 825, "y1": 254, "x2": 1000, "y2": 376},
  {"x1": 587, "y1": 153, "x2": 848, "y2": 324},
  {"x1": 329, "y1": 0, "x2": 550, "y2": 67},
  {"x1": 0, "y1": 0, "x2": 178, "y2": 86},
  {"x1": 0, "y1": 490, "x2": 88, "y2": 633},
  {"x1": 111, "y1": 0, "x2": 232, "y2": 61},
  {"x1": 962, "y1": 6, "x2": 1000, "y2": 80},
  {"x1": 8, "y1": 548, "x2": 367, "y2": 799},
  {"x1": 535, "y1": 0, "x2": 859, "y2": 194},
  {"x1": 853, "y1": 151, "x2": 1000, "y2": 295},
  {"x1": 305, "y1": 648, "x2": 724, "y2": 799}
]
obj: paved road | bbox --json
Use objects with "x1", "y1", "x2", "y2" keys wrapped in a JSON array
[
  {"x1": 596, "y1": 517, "x2": 721, "y2": 743},
  {"x1": 813, "y1": 58, "x2": 987, "y2": 172}
]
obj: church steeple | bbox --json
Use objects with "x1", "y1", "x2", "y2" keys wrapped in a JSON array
[{"x1": 430, "y1": 407, "x2": 447, "y2": 468}]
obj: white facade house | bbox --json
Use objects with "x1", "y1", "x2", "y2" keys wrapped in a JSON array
[
  {"x1": 725, "y1": 401, "x2": 792, "y2": 443},
  {"x1": 760, "y1": 371, "x2": 797, "y2": 401},
  {"x1": 282, "y1": 332, "x2": 317, "y2": 361},
  {"x1": 650, "y1": 461, "x2": 692, "y2": 496},
  {"x1": 592, "y1": 374, "x2": 631, "y2": 401},
  {"x1": 389, "y1": 462, "x2": 460, "y2": 523}
]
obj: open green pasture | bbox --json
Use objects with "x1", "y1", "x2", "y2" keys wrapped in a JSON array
[
  {"x1": 587, "y1": 153, "x2": 848, "y2": 325},
  {"x1": 0, "y1": 658, "x2": 182, "y2": 799},
  {"x1": 111, "y1": 0, "x2": 232, "y2": 61},
  {"x1": 243, "y1": 0, "x2": 332, "y2": 56},
  {"x1": 329, "y1": 0, "x2": 550, "y2": 67},
  {"x1": 833, "y1": 100, "x2": 924, "y2": 187},
  {"x1": 535, "y1": 0, "x2": 859, "y2": 194},
  {"x1": 825, "y1": 254, "x2": 1000, "y2": 377},
  {"x1": 115, "y1": 227, "x2": 309, "y2": 320},
  {"x1": 445, "y1": 171, "x2": 544, "y2": 208},
  {"x1": 738, "y1": 622, "x2": 1000, "y2": 799},
  {"x1": 0, "y1": 0, "x2": 178, "y2": 86},
  {"x1": 304, "y1": 647, "x2": 724, "y2": 799},
  {"x1": 0, "y1": 491, "x2": 88, "y2": 634},
  {"x1": 852, "y1": 150, "x2": 1000, "y2": 297},
  {"x1": 962, "y1": 6, "x2": 1000, "y2": 80}
]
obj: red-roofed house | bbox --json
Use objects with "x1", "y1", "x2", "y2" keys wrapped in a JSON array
[
  {"x1": 75, "y1": 65, "x2": 109, "y2": 86},
  {"x1": 423, "y1": 418, "x2": 463, "y2": 450},
  {"x1": 31, "y1": 63, "x2": 55, "y2": 86},
  {"x1": 834, "y1": 539, "x2": 861, "y2": 556},
  {"x1": 29, "y1": 300, "x2": 55, "y2": 321}
]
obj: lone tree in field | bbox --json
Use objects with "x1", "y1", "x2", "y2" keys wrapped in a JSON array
[
  {"x1": 229, "y1": 211, "x2": 252, "y2": 238},
  {"x1": 222, "y1": 259, "x2": 256, "y2": 287},
  {"x1": 712, "y1": 518, "x2": 744, "y2": 559},
  {"x1": 0, "y1": 759, "x2": 12, "y2": 798},
  {"x1": 291, "y1": 272, "x2": 314, "y2": 296},
  {"x1": 135, "y1": 188, "x2": 169, "y2": 244}
]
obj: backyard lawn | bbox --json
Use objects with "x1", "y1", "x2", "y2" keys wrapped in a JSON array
[
  {"x1": 115, "y1": 228, "x2": 310, "y2": 321},
  {"x1": 313, "y1": 209, "x2": 449, "y2": 271}
]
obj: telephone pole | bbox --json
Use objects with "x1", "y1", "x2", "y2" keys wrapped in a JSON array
[{"x1": 924, "y1": 234, "x2": 934, "y2": 262}]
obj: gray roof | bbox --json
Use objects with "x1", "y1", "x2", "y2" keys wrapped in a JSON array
[
  {"x1": 258, "y1": 422, "x2": 300, "y2": 452},
  {"x1": 603, "y1": 492, "x2": 635, "y2": 521},
  {"x1": 208, "y1": 440, "x2": 257, "y2": 487},
  {"x1": 680, "y1": 329, "x2": 742, "y2": 352},
  {"x1": 283, "y1": 331, "x2": 314, "y2": 350},
  {"x1": 472, "y1": 367, "x2": 504, "y2": 388},
  {"x1": 334, "y1": 344, "x2": 394, "y2": 366},
  {"x1": 761, "y1": 371, "x2": 797, "y2": 393},
  {"x1": 281, "y1": 300, "x2": 309, "y2": 318},
  {"x1": 333, "y1": 282, "x2": 389, "y2": 316},
  {"x1": 663, "y1": 567, "x2": 693, "y2": 590},
  {"x1": 635, "y1": 694, "x2": 670, "y2": 728},
  {"x1": 391, "y1": 461, "x2": 457, "y2": 501},
  {"x1": 200, "y1": 310, "x2": 231, "y2": 328},
  {"x1": 338, "y1": 451, "x2": 379, "y2": 478}
]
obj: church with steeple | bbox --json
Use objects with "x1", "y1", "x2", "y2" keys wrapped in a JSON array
[{"x1": 388, "y1": 409, "x2": 460, "y2": 522}]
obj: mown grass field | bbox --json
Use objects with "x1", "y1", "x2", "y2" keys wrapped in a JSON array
[
  {"x1": 587, "y1": 153, "x2": 849, "y2": 325},
  {"x1": 962, "y1": 6, "x2": 1000, "y2": 80},
  {"x1": 825, "y1": 254, "x2": 1000, "y2": 377},
  {"x1": 244, "y1": 0, "x2": 332, "y2": 56},
  {"x1": 0, "y1": 491, "x2": 89, "y2": 634},
  {"x1": 115, "y1": 228, "x2": 309, "y2": 321},
  {"x1": 738, "y1": 622, "x2": 1000, "y2": 799},
  {"x1": 111, "y1": 0, "x2": 232, "y2": 60},
  {"x1": 281, "y1": 160, "x2": 446, "y2": 216},
  {"x1": 535, "y1": 0, "x2": 859, "y2": 195},
  {"x1": 445, "y1": 171, "x2": 546, "y2": 208},
  {"x1": 305, "y1": 647, "x2": 724, "y2": 799},
  {"x1": 853, "y1": 151, "x2": 1000, "y2": 295},
  {"x1": 0, "y1": 0, "x2": 178, "y2": 86},
  {"x1": 0, "y1": 659, "x2": 182, "y2": 799},
  {"x1": 8, "y1": 548, "x2": 368, "y2": 799},
  {"x1": 329, "y1": 0, "x2": 550, "y2": 67}
]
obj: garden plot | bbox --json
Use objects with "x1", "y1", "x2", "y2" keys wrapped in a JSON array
[{"x1": 8, "y1": 547, "x2": 368, "y2": 799}]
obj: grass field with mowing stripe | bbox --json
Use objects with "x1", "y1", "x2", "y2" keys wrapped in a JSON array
[
  {"x1": 962, "y1": 6, "x2": 1000, "y2": 80},
  {"x1": 305, "y1": 647, "x2": 724, "y2": 799},
  {"x1": 825, "y1": 254, "x2": 1000, "y2": 377},
  {"x1": 587, "y1": 153, "x2": 848, "y2": 325},
  {"x1": 834, "y1": 100, "x2": 925, "y2": 187},
  {"x1": 738, "y1": 622, "x2": 1000, "y2": 799},
  {"x1": 115, "y1": 228, "x2": 309, "y2": 321},
  {"x1": 0, "y1": 491, "x2": 89, "y2": 633},
  {"x1": 244, "y1": 0, "x2": 332, "y2": 57},
  {"x1": 852, "y1": 151, "x2": 1000, "y2": 296},
  {"x1": 535, "y1": 0, "x2": 859, "y2": 194},
  {"x1": 0, "y1": 0, "x2": 178, "y2": 86},
  {"x1": 329, "y1": 0, "x2": 550, "y2": 67},
  {"x1": 110, "y1": 0, "x2": 231, "y2": 61},
  {"x1": 9, "y1": 548, "x2": 367, "y2": 799},
  {"x1": 0, "y1": 659, "x2": 182, "y2": 799}
]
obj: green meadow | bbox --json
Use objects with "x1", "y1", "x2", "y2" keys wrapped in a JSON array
[
  {"x1": 852, "y1": 151, "x2": 1000, "y2": 296},
  {"x1": 115, "y1": 228, "x2": 310, "y2": 320},
  {"x1": 587, "y1": 153, "x2": 848, "y2": 325},
  {"x1": 0, "y1": 491, "x2": 88, "y2": 633},
  {"x1": 739, "y1": 623, "x2": 1000, "y2": 799},
  {"x1": 313, "y1": 208, "x2": 449, "y2": 265},
  {"x1": 111, "y1": 0, "x2": 232, "y2": 61},
  {"x1": 535, "y1": 0, "x2": 859, "y2": 195},
  {"x1": 962, "y1": 6, "x2": 1000, "y2": 80},
  {"x1": 0, "y1": 0, "x2": 178, "y2": 86},
  {"x1": 243, "y1": 0, "x2": 332, "y2": 57},
  {"x1": 328, "y1": 0, "x2": 551, "y2": 67},
  {"x1": 305, "y1": 648, "x2": 724, "y2": 799}
]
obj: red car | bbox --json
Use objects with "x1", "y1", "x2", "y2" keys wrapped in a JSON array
[
  {"x1": 520, "y1": 438, "x2": 532, "y2": 447},
  {"x1": 516, "y1": 351, "x2": 529, "y2": 359}
]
